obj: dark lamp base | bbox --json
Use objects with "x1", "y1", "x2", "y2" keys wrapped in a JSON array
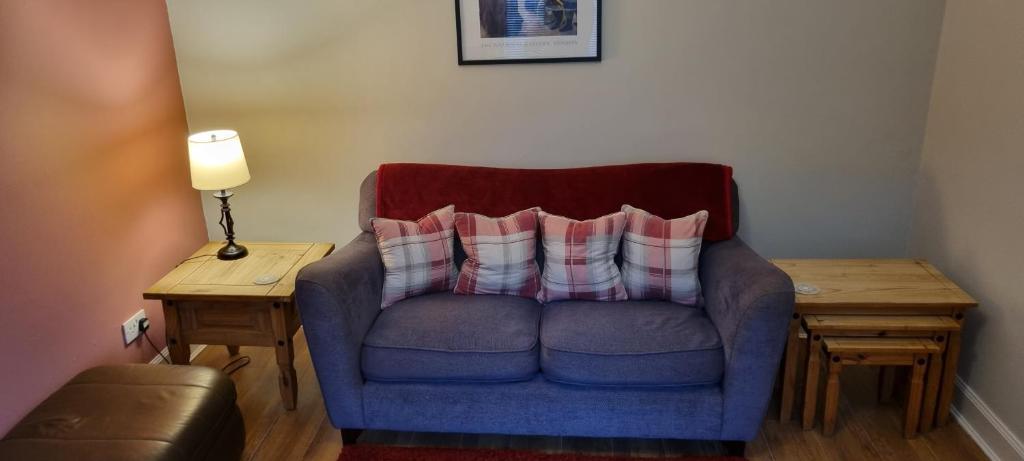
[{"x1": 217, "y1": 242, "x2": 248, "y2": 260}]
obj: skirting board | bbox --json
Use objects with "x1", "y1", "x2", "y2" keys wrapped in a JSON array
[
  {"x1": 149, "y1": 344, "x2": 207, "y2": 365},
  {"x1": 952, "y1": 376, "x2": 1024, "y2": 461}
]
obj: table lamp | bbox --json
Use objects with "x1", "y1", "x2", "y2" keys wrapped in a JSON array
[{"x1": 188, "y1": 129, "x2": 251, "y2": 260}]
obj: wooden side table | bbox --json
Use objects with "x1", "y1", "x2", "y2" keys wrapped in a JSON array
[
  {"x1": 144, "y1": 241, "x2": 334, "y2": 410},
  {"x1": 772, "y1": 259, "x2": 976, "y2": 428}
]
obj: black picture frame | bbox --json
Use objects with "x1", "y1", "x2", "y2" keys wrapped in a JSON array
[{"x1": 455, "y1": 0, "x2": 602, "y2": 65}]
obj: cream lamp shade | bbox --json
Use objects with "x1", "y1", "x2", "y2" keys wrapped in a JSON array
[{"x1": 187, "y1": 129, "x2": 251, "y2": 191}]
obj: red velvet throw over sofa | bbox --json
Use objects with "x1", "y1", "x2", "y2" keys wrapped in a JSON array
[
  {"x1": 297, "y1": 162, "x2": 793, "y2": 456},
  {"x1": 375, "y1": 162, "x2": 735, "y2": 241}
]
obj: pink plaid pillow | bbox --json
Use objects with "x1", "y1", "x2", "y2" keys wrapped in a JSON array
[
  {"x1": 536, "y1": 211, "x2": 627, "y2": 303},
  {"x1": 620, "y1": 205, "x2": 709, "y2": 305},
  {"x1": 371, "y1": 205, "x2": 457, "y2": 308},
  {"x1": 454, "y1": 208, "x2": 541, "y2": 297}
]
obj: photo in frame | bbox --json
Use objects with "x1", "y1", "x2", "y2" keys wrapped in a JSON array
[{"x1": 455, "y1": 0, "x2": 601, "y2": 64}]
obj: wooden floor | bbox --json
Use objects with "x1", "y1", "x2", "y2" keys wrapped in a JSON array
[{"x1": 192, "y1": 330, "x2": 988, "y2": 461}]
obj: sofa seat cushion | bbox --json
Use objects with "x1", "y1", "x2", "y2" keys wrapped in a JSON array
[
  {"x1": 363, "y1": 292, "x2": 542, "y2": 383},
  {"x1": 540, "y1": 301, "x2": 724, "y2": 386}
]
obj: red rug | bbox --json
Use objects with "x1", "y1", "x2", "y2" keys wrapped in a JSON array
[{"x1": 338, "y1": 445, "x2": 743, "y2": 461}]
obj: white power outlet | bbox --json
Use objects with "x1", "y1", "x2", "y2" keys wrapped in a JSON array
[{"x1": 122, "y1": 309, "x2": 148, "y2": 345}]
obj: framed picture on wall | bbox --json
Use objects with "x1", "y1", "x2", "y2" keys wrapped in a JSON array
[{"x1": 455, "y1": 0, "x2": 601, "y2": 65}]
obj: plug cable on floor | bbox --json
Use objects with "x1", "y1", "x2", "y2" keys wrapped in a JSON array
[
  {"x1": 142, "y1": 328, "x2": 172, "y2": 364},
  {"x1": 139, "y1": 318, "x2": 250, "y2": 374},
  {"x1": 221, "y1": 354, "x2": 251, "y2": 375}
]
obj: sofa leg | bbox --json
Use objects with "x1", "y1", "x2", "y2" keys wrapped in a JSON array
[
  {"x1": 340, "y1": 429, "x2": 363, "y2": 445},
  {"x1": 722, "y1": 440, "x2": 746, "y2": 457}
]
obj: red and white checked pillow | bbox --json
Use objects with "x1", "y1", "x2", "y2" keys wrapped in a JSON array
[
  {"x1": 536, "y1": 211, "x2": 628, "y2": 303},
  {"x1": 370, "y1": 205, "x2": 457, "y2": 309},
  {"x1": 454, "y1": 208, "x2": 541, "y2": 297},
  {"x1": 620, "y1": 205, "x2": 709, "y2": 305}
]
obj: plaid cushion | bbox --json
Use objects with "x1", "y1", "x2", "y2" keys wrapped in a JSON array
[
  {"x1": 454, "y1": 208, "x2": 541, "y2": 297},
  {"x1": 620, "y1": 205, "x2": 708, "y2": 305},
  {"x1": 371, "y1": 205, "x2": 457, "y2": 308},
  {"x1": 537, "y1": 211, "x2": 627, "y2": 303}
]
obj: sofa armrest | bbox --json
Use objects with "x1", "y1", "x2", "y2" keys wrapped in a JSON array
[
  {"x1": 699, "y1": 237, "x2": 794, "y2": 441},
  {"x1": 296, "y1": 232, "x2": 383, "y2": 429}
]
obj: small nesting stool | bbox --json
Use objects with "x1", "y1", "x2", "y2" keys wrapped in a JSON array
[
  {"x1": 801, "y1": 314, "x2": 961, "y2": 434},
  {"x1": 802, "y1": 313, "x2": 962, "y2": 432},
  {"x1": 818, "y1": 337, "x2": 941, "y2": 438}
]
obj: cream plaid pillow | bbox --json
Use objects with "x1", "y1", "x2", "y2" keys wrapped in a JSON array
[
  {"x1": 536, "y1": 211, "x2": 627, "y2": 303},
  {"x1": 370, "y1": 205, "x2": 457, "y2": 308},
  {"x1": 620, "y1": 205, "x2": 708, "y2": 305},
  {"x1": 454, "y1": 208, "x2": 541, "y2": 298}
]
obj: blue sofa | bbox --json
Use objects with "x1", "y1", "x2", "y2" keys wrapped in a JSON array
[{"x1": 296, "y1": 164, "x2": 794, "y2": 456}]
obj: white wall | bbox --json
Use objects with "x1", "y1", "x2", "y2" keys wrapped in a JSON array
[
  {"x1": 911, "y1": 0, "x2": 1024, "y2": 458},
  {"x1": 166, "y1": 0, "x2": 944, "y2": 258}
]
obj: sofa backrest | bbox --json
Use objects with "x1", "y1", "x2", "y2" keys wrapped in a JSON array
[{"x1": 359, "y1": 162, "x2": 738, "y2": 241}]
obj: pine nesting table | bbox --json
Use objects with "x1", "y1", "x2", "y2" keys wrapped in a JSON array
[
  {"x1": 144, "y1": 241, "x2": 334, "y2": 410},
  {"x1": 772, "y1": 259, "x2": 977, "y2": 431}
]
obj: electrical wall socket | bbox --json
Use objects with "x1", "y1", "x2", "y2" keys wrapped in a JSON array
[{"x1": 122, "y1": 309, "x2": 148, "y2": 345}]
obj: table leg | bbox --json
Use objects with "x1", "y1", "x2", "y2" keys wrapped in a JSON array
[
  {"x1": 905, "y1": 355, "x2": 927, "y2": 438},
  {"x1": 163, "y1": 302, "x2": 190, "y2": 365},
  {"x1": 780, "y1": 313, "x2": 802, "y2": 422},
  {"x1": 823, "y1": 355, "x2": 842, "y2": 436},
  {"x1": 802, "y1": 332, "x2": 822, "y2": 430},
  {"x1": 270, "y1": 302, "x2": 297, "y2": 410},
  {"x1": 878, "y1": 366, "x2": 896, "y2": 403},
  {"x1": 921, "y1": 347, "x2": 944, "y2": 432},
  {"x1": 936, "y1": 328, "x2": 962, "y2": 426}
]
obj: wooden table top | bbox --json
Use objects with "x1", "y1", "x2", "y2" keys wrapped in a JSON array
[
  {"x1": 144, "y1": 241, "x2": 335, "y2": 303},
  {"x1": 772, "y1": 259, "x2": 977, "y2": 311}
]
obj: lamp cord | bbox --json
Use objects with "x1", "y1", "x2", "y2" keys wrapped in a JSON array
[
  {"x1": 161, "y1": 252, "x2": 253, "y2": 374},
  {"x1": 175, "y1": 254, "x2": 217, "y2": 267}
]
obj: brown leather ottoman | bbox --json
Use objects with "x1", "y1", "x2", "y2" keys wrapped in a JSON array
[{"x1": 0, "y1": 364, "x2": 244, "y2": 461}]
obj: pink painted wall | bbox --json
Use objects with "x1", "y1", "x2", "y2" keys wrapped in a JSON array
[{"x1": 0, "y1": 1, "x2": 207, "y2": 433}]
